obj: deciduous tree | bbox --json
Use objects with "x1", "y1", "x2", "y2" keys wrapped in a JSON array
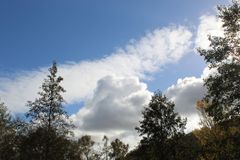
[
  {"x1": 109, "y1": 138, "x2": 129, "y2": 160},
  {"x1": 136, "y1": 91, "x2": 186, "y2": 160},
  {"x1": 198, "y1": 0, "x2": 240, "y2": 123}
]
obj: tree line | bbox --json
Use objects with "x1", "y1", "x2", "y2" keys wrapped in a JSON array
[{"x1": 1, "y1": 1, "x2": 240, "y2": 159}]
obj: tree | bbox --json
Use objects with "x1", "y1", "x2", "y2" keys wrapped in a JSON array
[
  {"x1": 198, "y1": 0, "x2": 240, "y2": 123},
  {"x1": 0, "y1": 101, "x2": 18, "y2": 160},
  {"x1": 135, "y1": 91, "x2": 186, "y2": 160},
  {"x1": 76, "y1": 135, "x2": 98, "y2": 160},
  {"x1": 196, "y1": 2, "x2": 240, "y2": 158},
  {"x1": 170, "y1": 133, "x2": 201, "y2": 160},
  {"x1": 125, "y1": 133, "x2": 201, "y2": 160},
  {"x1": 109, "y1": 139, "x2": 129, "y2": 160},
  {"x1": 102, "y1": 135, "x2": 110, "y2": 160},
  {"x1": 193, "y1": 120, "x2": 240, "y2": 160},
  {"x1": 124, "y1": 144, "x2": 150, "y2": 160},
  {"x1": 196, "y1": 100, "x2": 214, "y2": 128},
  {"x1": 25, "y1": 62, "x2": 72, "y2": 160}
]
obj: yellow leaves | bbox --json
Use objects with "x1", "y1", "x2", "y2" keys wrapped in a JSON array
[
  {"x1": 193, "y1": 120, "x2": 240, "y2": 160},
  {"x1": 196, "y1": 100, "x2": 211, "y2": 110},
  {"x1": 228, "y1": 126, "x2": 240, "y2": 135}
]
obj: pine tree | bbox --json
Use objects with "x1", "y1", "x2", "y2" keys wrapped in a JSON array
[
  {"x1": 0, "y1": 101, "x2": 19, "y2": 159},
  {"x1": 25, "y1": 62, "x2": 72, "y2": 160}
]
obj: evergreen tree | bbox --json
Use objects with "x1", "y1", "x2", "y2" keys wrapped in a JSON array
[
  {"x1": 0, "y1": 101, "x2": 18, "y2": 160},
  {"x1": 136, "y1": 91, "x2": 186, "y2": 160},
  {"x1": 26, "y1": 62, "x2": 69, "y2": 133},
  {"x1": 25, "y1": 62, "x2": 72, "y2": 160}
]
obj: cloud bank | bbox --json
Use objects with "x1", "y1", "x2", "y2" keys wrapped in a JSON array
[{"x1": 0, "y1": 26, "x2": 192, "y2": 113}]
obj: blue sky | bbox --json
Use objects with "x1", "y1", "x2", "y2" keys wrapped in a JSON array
[
  {"x1": 1, "y1": 0, "x2": 226, "y2": 70},
  {"x1": 0, "y1": 0, "x2": 227, "y2": 94},
  {"x1": 0, "y1": 0, "x2": 228, "y2": 145}
]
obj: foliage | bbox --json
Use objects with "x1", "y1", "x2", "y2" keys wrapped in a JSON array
[
  {"x1": 76, "y1": 135, "x2": 96, "y2": 160},
  {"x1": 126, "y1": 133, "x2": 201, "y2": 160},
  {"x1": 26, "y1": 62, "x2": 71, "y2": 134},
  {"x1": 198, "y1": 0, "x2": 240, "y2": 123},
  {"x1": 102, "y1": 135, "x2": 110, "y2": 160},
  {"x1": 24, "y1": 62, "x2": 73, "y2": 160},
  {"x1": 196, "y1": 100, "x2": 214, "y2": 128},
  {"x1": 195, "y1": 1, "x2": 240, "y2": 159},
  {"x1": 109, "y1": 138, "x2": 129, "y2": 160},
  {"x1": 0, "y1": 101, "x2": 19, "y2": 160},
  {"x1": 20, "y1": 127, "x2": 68, "y2": 160},
  {"x1": 194, "y1": 118, "x2": 240, "y2": 160},
  {"x1": 135, "y1": 91, "x2": 186, "y2": 160}
]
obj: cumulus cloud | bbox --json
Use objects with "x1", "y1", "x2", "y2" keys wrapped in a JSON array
[
  {"x1": 164, "y1": 63, "x2": 218, "y2": 132},
  {"x1": 195, "y1": 15, "x2": 223, "y2": 49},
  {"x1": 165, "y1": 77, "x2": 206, "y2": 132},
  {"x1": 71, "y1": 75, "x2": 151, "y2": 148},
  {"x1": 162, "y1": 14, "x2": 225, "y2": 132},
  {"x1": 0, "y1": 14, "x2": 224, "y2": 147},
  {"x1": 72, "y1": 76, "x2": 151, "y2": 131},
  {"x1": 70, "y1": 14, "x2": 225, "y2": 144},
  {"x1": 0, "y1": 26, "x2": 192, "y2": 112},
  {"x1": 165, "y1": 77, "x2": 205, "y2": 115}
]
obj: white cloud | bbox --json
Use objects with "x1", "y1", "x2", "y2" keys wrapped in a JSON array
[
  {"x1": 166, "y1": 77, "x2": 205, "y2": 115},
  {"x1": 0, "y1": 14, "x2": 224, "y2": 147},
  {"x1": 69, "y1": 13, "x2": 225, "y2": 146},
  {"x1": 165, "y1": 77, "x2": 206, "y2": 132},
  {"x1": 164, "y1": 64, "x2": 218, "y2": 132},
  {"x1": 71, "y1": 67, "x2": 210, "y2": 146},
  {"x1": 71, "y1": 75, "x2": 151, "y2": 148},
  {"x1": 0, "y1": 70, "x2": 47, "y2": 113},
  {"x1": 195, "y1": 15, "x2": 223, "y2": 49},
  {"x1": 0, "y1": 26, "x2": 192, "y2": 113},
  {"x1": 162, "y1": 14, "x2": 225, "y2": 132},
  {"x1": 72, "y1": 76, "x2": 151, "y2": 131}
]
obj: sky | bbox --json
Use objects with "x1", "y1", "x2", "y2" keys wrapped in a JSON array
[{"x1": 0, "y1": 0, "x2": 228, "y2": 147}]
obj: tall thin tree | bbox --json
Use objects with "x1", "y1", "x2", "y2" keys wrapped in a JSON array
[{"x1": 26, "y1": 62, "x2": 71, "y2": 160}]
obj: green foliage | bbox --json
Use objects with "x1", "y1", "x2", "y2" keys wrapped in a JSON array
[
  {"x1": 135, "y1": 91, "x2": 186, "y2": 160},
  {"x1": 77, "y1": 135, "x2": 96, "y2": 160},
  {"x1": 0, "y1": 101, "x2": 13, "y2": 139},
  {"x1": 20, "y1": 127, "x2": 64, "y2": 160},
  {"x1": 195, "y1": 2, "x2": 240, "y2": 159},
  {"x1": 126, "y1": 133, "x2": 201, "y2": 160},
  {"x1": 109, "y1": 138, "x2": 129, "y2": 160},
  {"x1": 172, "y1": 133, "x2": 201, "y2": 160},
  {"x1": 198, "y1": 0, "x2": 240, "y2": 123},
  {"x1": 26, "y1": 62, "x2": 71, "y2": 134},
  {"x1": 0, "y1": 102, "x2": 19, "y2": 160},
  {"x1": 125, "y1": 143, "x2": 152, "y2": 160},
  {"x1": 24, "y1": 62, "x2": 73, "y2": 160}
]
